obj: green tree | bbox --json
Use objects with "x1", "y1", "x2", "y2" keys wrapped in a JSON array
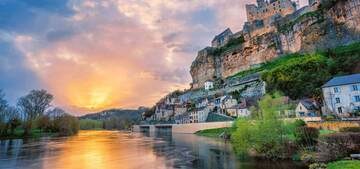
[{"x1": 232, "y1": 92, "x2": 292, "y2": 159}]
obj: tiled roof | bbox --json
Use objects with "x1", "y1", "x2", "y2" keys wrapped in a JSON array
[
  {"x1": 322, "y1": 73, "x2": 360, "y2": 88},
  {"x1": 299, "y1": 99, "x2": 318, "y2": 111}
]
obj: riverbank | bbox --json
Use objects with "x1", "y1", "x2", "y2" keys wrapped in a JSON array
[
  {"x1": 195, "y1": 127, "x2": 235, "y2": 138},
  {"x1": 0, "y1": 129, "x2": 59, "y2": 140},
  {"x1": 196, "y1": 127, "x2": 336, "y2": 139},
  {"x1": 196, "y1": 126, "x2": 360, "y2": 169}
]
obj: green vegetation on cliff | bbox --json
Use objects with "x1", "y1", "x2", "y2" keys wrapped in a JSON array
[{"x1": 230, "y1": 42, "x2": 360, "y2": 100}]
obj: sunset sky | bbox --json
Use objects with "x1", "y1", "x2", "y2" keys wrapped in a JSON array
[{"x1": 0, "y1": 0, "x2": 308, "y2": 114}]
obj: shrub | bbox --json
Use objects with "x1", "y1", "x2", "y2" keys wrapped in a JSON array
[
  {"x1": 339, "y1": 127, "x2": 360, "y2": 133},
  {"x1": 300, "y1": 151, "x2": 317, "y2": 164},
  {"x1": 52, "y1": 115, "x2": 80, "y2": 136},
  {"x1": 294, "y1": 126, "x2": 320, "y2": 146},
  {"x1": 294, "y1": 119, "x2": 306, "y2": 127},
  {"x1": 309, "y1": 163, "x2": 327, "y2": 169},
  {"x1": 317, "y1": 133, "x2": 360, "y2": 162},
  {"x1": 324, "y1": 115, "x2": 336, "y2": 121}
]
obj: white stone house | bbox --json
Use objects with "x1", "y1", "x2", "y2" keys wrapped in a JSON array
[
  {"x1": 322, "y1": 73, "x2": 360, "y2": 117},
  {"x1": 204, "y1": 80, "x2": 214, "y2": 90},
  {"x1": 295, "y1": 99, "x2": 320, "y2": 117},
  {"x1": 226, "y1": 104, "x2": 251, "y2": 118},
  {"x1": 189, "y1": 107, "x2": 210, "y2": 123},
  {"x1": 221, "y1": 96, "x2": 238, "y2": 115}
]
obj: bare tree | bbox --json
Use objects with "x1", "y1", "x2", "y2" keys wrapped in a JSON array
[
  {"x1": 17, "y1": 89, "x2": 53, "y2": 136},
  {"x1": 6, "y1": 106, "x2": 22, "y2": 135},
  {"x1": 46, "y1": 107, "x2": 67, "y2": 119}
]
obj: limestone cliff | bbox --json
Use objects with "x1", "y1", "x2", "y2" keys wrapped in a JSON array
[{"x1": 190, "y1": 0, "x2": 360, "y2": 89}]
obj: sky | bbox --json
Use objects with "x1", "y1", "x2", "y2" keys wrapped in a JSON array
[{"x1": 0, "y1": 0, "x2": 308, "y2": 115}]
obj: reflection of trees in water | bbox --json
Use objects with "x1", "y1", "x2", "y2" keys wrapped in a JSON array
[
  {"x1": 150, "y1": 133, "x2": 307, "y2": 169},
  {"x1": 0, "y1": 137, "x2": 73, "y2": 169},
  {"x1": 150, "y1": 133, "x2": 236, "y2": 169},
  {"x1": 0, "y1": 138, "x2": 49, "y2": 168}
]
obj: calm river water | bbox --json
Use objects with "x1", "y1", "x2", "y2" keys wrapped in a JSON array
[{"x1": 0, "y1": 130, "x2": 307, "y2": 169}]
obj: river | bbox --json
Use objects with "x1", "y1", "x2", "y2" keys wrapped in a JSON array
[{"x1": 0, "y1": 130, "x2": 307, "y2": 169}]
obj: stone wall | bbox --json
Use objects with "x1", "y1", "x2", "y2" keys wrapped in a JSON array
[{"x1": 133, "y1": 121, "x2": 233, "y2": 134}]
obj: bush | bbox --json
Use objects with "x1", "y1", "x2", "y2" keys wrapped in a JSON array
[
  {"x1": 294, "y1": 119, "x2": 306, "y2": 127},
  {"x1": 324, "y1": 115, "x2": 336, "y2": 121},
  {"x1": 300, "y1": 151, "x2": 317, "y2": 164},
  {"x1": 80, "y1": 119, "x2": 103, "y2": 130},
  {"x1": 53, "y1": 115, "x2": 79, "y2": 136},
  {"x1": 317, "y1": 133, "x2": 360, "y2": 162},
  {"x1": 294, "y1": 126, "x2": 320, "y2": 146},
  {"x1": 339, "y1": 127, "x2": 360, "y2": 133},
  {"x1": 309, "y1": 163, "x2": 327, "y2": 169}
]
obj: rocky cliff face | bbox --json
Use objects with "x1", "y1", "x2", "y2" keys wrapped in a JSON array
[
  {"x1": 281, "y1": 0, "x2": 360, "y2": 53},
  {"x1": 190, "y1": 0, "x2": 360, "y2": 89}
]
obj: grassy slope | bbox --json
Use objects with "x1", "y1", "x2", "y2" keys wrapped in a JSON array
[
  {"x1": 229, "y1": 41, "x2": 360, "y2": 79},
  {"x1": 328, "y1": 160, "x2": 360, "y2": 169}
]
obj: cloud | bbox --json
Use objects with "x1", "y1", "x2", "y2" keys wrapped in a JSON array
[
  {"x1": 0, "y1": 0, "x2": 310, "y2": 114},
  {"x1": 0, "y1": 34, "x2": 42, "y2": 104}
]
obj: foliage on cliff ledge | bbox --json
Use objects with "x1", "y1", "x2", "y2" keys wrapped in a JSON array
[
  {"x1": 262, "y1": 42, "x2": 360, "y2": 100},
  {"x1": 230, "y1": 42, "x2": 360, "y2": 101}
]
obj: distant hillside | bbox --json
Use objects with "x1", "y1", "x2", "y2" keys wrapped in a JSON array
[{"x1": 80, "y1": 108, "x2": 145, "y2": 121}]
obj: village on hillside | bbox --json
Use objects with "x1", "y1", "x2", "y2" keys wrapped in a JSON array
[{"x1": 141, "y1": 0, "x2": 360, "y2": 125}]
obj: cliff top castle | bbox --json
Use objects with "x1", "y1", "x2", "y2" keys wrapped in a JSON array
[
  {"x1": 210, "y1": 0, "x2": 321, "y2": 48},
  {"x1": 191, "y1": 0, "x2": 360, "y2": 90}
]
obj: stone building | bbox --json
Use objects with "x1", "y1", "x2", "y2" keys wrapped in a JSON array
[
  {"x1": 211, "y1": 28, "x2": 233, "y2": 48},
  {"x1": 244, "y1": 0, "x2": 297, "y2": 37},
  {"x1": 322, "y1": 73, "x2": 360, "y2": 117}
]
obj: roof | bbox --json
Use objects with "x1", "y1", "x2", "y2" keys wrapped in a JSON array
[
  {"x1": 299, "y1": 99, "x2": 318, "y2": 111},
  {"x1": 322, "y1": 73, "x2": 360, "y2": 88}
]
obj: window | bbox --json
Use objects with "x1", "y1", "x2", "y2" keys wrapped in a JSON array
[
  {"x1": 354, "y1": 95, "x2": 360, "y2": 102},
  {"x1": 338, "y1": 107, "x2": 343, "y2": 114},
  {"x1": 352, "y1": 85, "x2": 359, "y2": 91},
  {"x1": 299, "y1": 112, "x2": 305, "y2": 117},
  {"x1": 334, "y1": 87, "x2": 340, "y2": 93},
  {"x1": 335, "y1": 97, "x2": 341, "y2": 103}
]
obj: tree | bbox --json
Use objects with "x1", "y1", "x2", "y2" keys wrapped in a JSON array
[
  {"x1": 6, "y1": 106, "x2": 22, "y2": 135},
  {"x1": 0, "y1": 90, "x2": 8, "y2": 136},
  {"x1": 17, "y1": 89, "x2": 53, "y2": 136},
  {"x1": 232, "y1": 92, "x2": 294, "y2": 159}
]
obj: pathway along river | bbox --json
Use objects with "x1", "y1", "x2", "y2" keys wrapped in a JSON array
[{"x1": 0, "y1": 130, "x2": 307, "y2": 169}]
